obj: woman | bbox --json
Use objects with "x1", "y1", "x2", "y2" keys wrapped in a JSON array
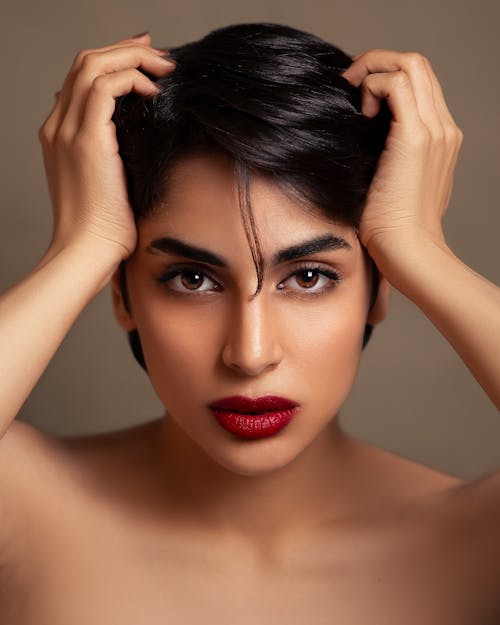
[{"x1": 0, "y1": 22, "x2": 499, "y2": 624}]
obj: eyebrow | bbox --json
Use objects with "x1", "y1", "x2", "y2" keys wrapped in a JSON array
[{"x1": 146, "y1": 233, "x2": 352, "y2": 269}]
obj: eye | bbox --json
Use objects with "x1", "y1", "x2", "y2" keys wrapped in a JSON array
[
  {"x1": 156, "y1": 262, "x2": 342, "y2": 297},
  {"x1": 156, "y1": 266, "x2": 221, "y2": 294},
  {"x1": 278, "y1": 263, "x2": 341, "y2": 296}
]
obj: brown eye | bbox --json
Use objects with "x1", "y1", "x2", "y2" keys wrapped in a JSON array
[
  {"x1": 277, "y1": 264, "x2": 341, "y2": 296},
  {"x1": 156, "y1": 266, "x2": 222, "y2": 294},
  {"x1": 180, "y1": 270, "x2": 205, "y2": 290},
  {"x1": 294, "y1": 269, "x2": 320, "y2": 289}
]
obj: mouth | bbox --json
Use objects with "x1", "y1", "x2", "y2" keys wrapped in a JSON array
[
  {"x1": 207, "y1": 396, "x2": 299, "y2": 440},
  {"x1": 208, "y1": 395, "x2": 299, "y2": 413}
]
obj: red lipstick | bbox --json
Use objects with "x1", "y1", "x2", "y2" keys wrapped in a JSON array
[{"x1": 208, "y1": 395, "x2": 299, "y2": 439}]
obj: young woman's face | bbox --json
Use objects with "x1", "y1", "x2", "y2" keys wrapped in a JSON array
[{"x1": 118, "y1": 152, "x2": 382, "y2": 476}]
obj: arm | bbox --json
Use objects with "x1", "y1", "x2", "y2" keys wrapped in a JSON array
[
  {"x1": 371, "y1": 234, "x2": 500, "y2": 409},
  {"x1": 0, "y1": 32, "x2": 175, "y2": 441},
  {"x1": 0, "y1": 238, "x2": 121, "y2": 440},
  {"x1": 342, "y1": 50, "x2": 500, "y2": 409}
]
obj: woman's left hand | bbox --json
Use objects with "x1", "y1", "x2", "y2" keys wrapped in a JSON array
[
  {"x1": 344, "y1": 50, "x2": 500, "y2": 409},
  {"x1": 341, "y1": 49, "x2": 463, "y2": 266}
]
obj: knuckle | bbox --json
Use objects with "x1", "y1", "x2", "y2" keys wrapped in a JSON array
[
  {"x1": 80, "y1": 51, "x2": 98, "y2": 71},
  {"x1": 444, "y1": 124, "x2": 463, "y2": 145},
  {"x1": 91, "y1": 73, "x2": 109, "y2": 92},
  {"x1": 38, "y1": 123, "x2": 50, "y2": 142},
  {"x1": 404, "y1": 51, "x2": 428, "y2": 69},
  {"x1": 54, "y1": 126, "x2": 74, "y2": 147},
  {"x1": 74, "y1": 47, "x2": 93, "y2": 67},
  {"x1": 392, "y1": 71, "x2": 410, "y2": 89},
  {"x1": 362, "y1": 72, "x2": 377, "y2": 88}
]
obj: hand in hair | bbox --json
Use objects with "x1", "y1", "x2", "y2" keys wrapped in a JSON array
[
  {"x1": 342, "y1": 49, "x2": 463, "y2": 263},
  {"x1": 37, "y1": 32, "x2": 176, "y2": 262},
  {"x1": 343, "y1": 51, "x2": 500, "y2": 409}
]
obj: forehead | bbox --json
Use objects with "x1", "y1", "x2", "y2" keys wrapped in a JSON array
[{"x1": 140, "y1": 151, "x2": 359, "y2": 250}]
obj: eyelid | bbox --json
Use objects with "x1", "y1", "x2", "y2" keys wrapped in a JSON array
[
  {"x1": 156, "y1": 260, "x2": 342, "y2": 295},
  {"x1": 155, "y1": 263, "x2": 221, "y2": 292}
]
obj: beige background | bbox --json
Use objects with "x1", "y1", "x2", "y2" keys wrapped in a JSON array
[{"x1": 1, "y1": 0, "x2": 498, "y2": 480}]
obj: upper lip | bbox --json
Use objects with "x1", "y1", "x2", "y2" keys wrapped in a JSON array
[{"x1": 208, "y1": 395, "x2": 299, "y2": 413}]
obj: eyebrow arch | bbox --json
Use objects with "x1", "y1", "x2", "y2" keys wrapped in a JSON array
[{"x1": 146, "y1": 233, "x2": 352, "y2": 269}]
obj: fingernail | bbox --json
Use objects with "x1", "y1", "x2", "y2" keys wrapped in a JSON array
[{"x1": 132, "y1": 31, "x2": 149, "y2": 38}]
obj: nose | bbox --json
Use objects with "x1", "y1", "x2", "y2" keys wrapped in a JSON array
[{"x1": 222, "y1": 294, "x2": 283, "y2": 376}]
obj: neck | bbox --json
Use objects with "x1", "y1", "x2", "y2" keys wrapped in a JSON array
[{"x1": 153, "y1": 413, "x2": 364, "y2": 553}]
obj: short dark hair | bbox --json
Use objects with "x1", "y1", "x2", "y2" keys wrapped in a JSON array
[{"x1": 113, "y1": 22, "x2": 391, "y2": 372}]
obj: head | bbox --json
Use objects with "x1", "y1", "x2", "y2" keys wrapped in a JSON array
[{"x1": 111, "y1": 23, "x2": 391, "y2": 475}]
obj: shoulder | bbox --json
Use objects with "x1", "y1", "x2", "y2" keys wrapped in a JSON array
[
  {"x1": 347, "y1": 436, "x2": 465, "y2": 503},
  {"x1": 0, "y1": 420, "x2": 64, "y2": 568},
  {"x1": 0, "y1": 419, "x2": 65, "y2": 493},
  {"x1": 0, "y1": 419, "x2": 142, "y2": 564},
  {"x1": 0, "y1": 418, "x2": 161, "y2": 520},
  {"x1": 356, "y1": 437, "x2": 500, "y2": 605},
  {"x1": 0, "y1": 420, "x2": 72, "y2": 521}
]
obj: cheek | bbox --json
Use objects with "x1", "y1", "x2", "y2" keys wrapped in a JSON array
[
  {"x1": 276, "y1": 269, "x2": 370, "y2": 416},
  {"x1": 289, "y1": 296, "x2": 367, "y2": 391},
  {"x1": 134, "y1": 299, "x2": 216, "y2": 404}
]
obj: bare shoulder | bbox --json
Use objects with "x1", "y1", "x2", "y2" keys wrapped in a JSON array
[
  {"x1": 346, "y1": 436, "x2": 466, "y2": 502},
  {"x1": 347, "y1": 436, "x2": 500, "y2": 532},
  {"x1": 365, "y1": 437, "x2": 500, "y2": 518},
  {"x1": 0, "y1": 418, "x2": 162, "y2": 520},
  {"x1": 355, "y1": 437, "x2": 500, "y2": 594},
  {"x1": 0, "y1": 419, "x2": 65, "y2": 490},
  {"x1": 0, "y1": 419, "x2": 152, "y2": 565},
  {"x1": 0, "y1": 421, "x2": 65, "y2": 562},
  {"x1": 0, "y1": 420, "x2": 74, "y2": 519}
]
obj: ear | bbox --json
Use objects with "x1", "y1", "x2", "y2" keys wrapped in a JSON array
[
  {"x1": 366, "y1": 274, "x2": 391, "y2": 325},
  {"x1": 111, "y1": 268, "x2": 136, "y2": 332}
]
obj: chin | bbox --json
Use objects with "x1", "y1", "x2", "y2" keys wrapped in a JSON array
[{"x1": 202, "y1": 431, "x2": 309, "y2": 477}]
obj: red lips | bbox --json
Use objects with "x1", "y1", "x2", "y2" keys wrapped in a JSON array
[
  {"x1": 208, "y1": 395, "x2": 299, "y2": 413},
  {"x1": 208, "y1": 395, "x2": 299, "y2": 439}
]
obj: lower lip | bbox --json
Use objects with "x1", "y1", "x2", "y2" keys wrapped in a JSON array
[{"x1": 209, "y1": 407, "x2": 298, "y2": 439}]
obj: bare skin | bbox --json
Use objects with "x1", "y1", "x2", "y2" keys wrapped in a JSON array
[
  {"x1": 0, "y1": 31, "x2": 499, "y2": 625},
  {"x1": 2, "y1": 419, "x2": 500, "y2": 625}
]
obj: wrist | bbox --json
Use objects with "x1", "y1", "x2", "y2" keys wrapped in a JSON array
[
  {"x1": 36, "y1": 233, "x2": 125, "y2": 294},
  {"x1": 366, "y1": 229, "x2": 455, "y2": 295},
  {"x1": 39, "y1": 231, "x2": 128, "y2": 271}
]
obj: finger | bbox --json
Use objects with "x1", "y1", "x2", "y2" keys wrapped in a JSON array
[
  {"x1": 360, "y1": 71, "x2": 424, "y2": 134},
  {"x1": 43, "y1": 38, "x2": 163, "y2": 139},
  {"x1": 342, "y1": 48, "x2": 406, "y2": 86},
  {"x1": 58, "y1": 46, "x2": 175, "y2": 138},
  {"x1": 79, "y1": 68, "x2": 167, "y2": 135},
  {"x1": 343, "y1": 49, "x2": 443, "y2": 136},
  {"x1": 420, "y1": 56, "x2": 458, "y2": 131},
  {"x1": 127, "y1": 31, "x2": 152, "y2": 43}
]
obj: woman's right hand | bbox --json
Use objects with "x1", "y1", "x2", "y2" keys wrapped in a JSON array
[{"x1": 38, "y1": 32, "x2": 176, "y2": 261}]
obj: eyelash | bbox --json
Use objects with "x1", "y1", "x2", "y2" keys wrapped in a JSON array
[{"x1": 155, "y1": 262, "x2": 342, "y2": 298}]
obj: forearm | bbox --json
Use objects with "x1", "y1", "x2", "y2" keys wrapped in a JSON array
[
  {"x1": 371, "y1": 236, "x2": 500, "y2": 409},
  {"x1": 0, "y1": 237, "x2": 122, "y2": 439}
]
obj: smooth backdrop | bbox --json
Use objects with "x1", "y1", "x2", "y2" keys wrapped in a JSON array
[{"x1": 1, "y1": 0, "x2": 498, "y2": 479}]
